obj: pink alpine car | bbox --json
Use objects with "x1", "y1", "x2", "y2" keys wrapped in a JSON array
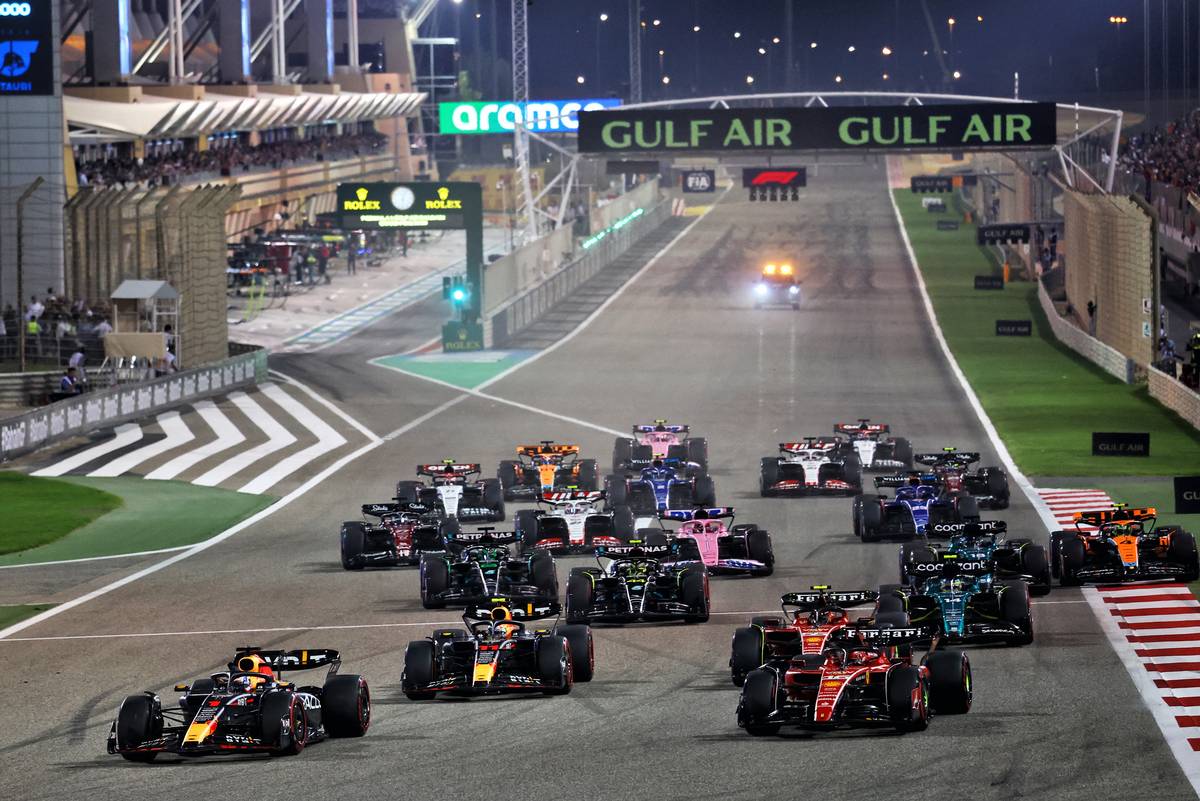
[
  {"x1": 643, "y1": 508, "x2": 774, "y2": 577},
  {"x1": 612, "y1": 420, "x2": 709, "y2": 475}
]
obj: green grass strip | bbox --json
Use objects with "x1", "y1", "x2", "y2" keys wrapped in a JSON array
[
  {"x1": 893, "y1": 190, "x2": 1200, "y2": 477},
  {"x1": 0, "y1": 604, "x2": 55, "y2": 629},
  {"x1": 0, "y1": 472, "x2": 123, "y2": 555}
]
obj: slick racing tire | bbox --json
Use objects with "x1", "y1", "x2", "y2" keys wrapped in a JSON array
[
  {"x1": 740, "y1": 670, "x2": 781, "y2": 736},
  {"x1": 875, "y1": 611, "x2": 910, "y2": 629},
  {"x1": 668, "y1": 483, "x2": 693, "y2": 510},
  {"x1": 852, "y1": 495, "x2": 864, "y2": 538},
  {"x1": 999, "y1": 580, "x2": 1034, "y2": 645},
  {"x1": 842, "y1": 455, "x2": 863, "y2": 492},
  {"x1": 892, "y1": 437, "x2": 914, "y2": 468},
  {"x1": 611, "y1": 505, "x2": 636, "y2": 541},
  {"x1": 514, "y1": 509, "x2": 541, "y2": 553},
  {"x1": 420, "y1": 557, "x2": 450, "y2": 609},
  {"x1": 530, "y1": 551, "x2": 558, "y2": 598},
  {"x1": 566, "y1": 572, "x2": 594, "y2": 624},
  {"x1": 340, "y1": 522, "x2": 367, "y2": 570},
  {"x1": 556, "y1": 625, "x2": 595, "y2": 682},
  {"x1": 498, "y1": 460, "x2": 520, "y2": 500},
  {"x1": 1020, "y1": 545, "x2": 1053, "y2": 596},
  {"x1": 1169, "y1": 531, "x2": 1200, "y2": 582},
  {"x1": 639, "y1": 530, "x2": 669, "y2": 548},
  {"x1": 900, "y1": 542, "x2": 939, "y2": 586},
  {"x1": 115, "y1": 694, "x2": 163, "y2": 762},
  {"x1": 760, "y1": 457, "x2": 779, "y2": 497},
  {"x1": 537, "y1": 636, "x2": 572, "y2": 695},
  {"x1": 605, "y1": 476, "x2": 629, "y2": 509},
  {"x1": 395, "y1": 480, "x2": 422, "y2": 504},
  {"x1": 887, "y1": 666, "x2": 929, "y2": 732},
  {"x1": 1048, "y1": 531, "x2": 1068, "y2": 579},
  {"x1": 953, "y1": 493, "x2": 980, "y2": 523},
  {"x1": 576, "y1": 459, "x2": 599, "y2": 491},
  {"x1": 922, "y1": 650, "x2": 973, "y2": 714},
  {"x1": 877, "y1": 588, "x2": 906, "y2": 617},
  {"x1": 681, "y1": 567, "x2": 710, "y2": 623},
  {"x1": 402, "y1": 641, "x2": 438, "y2": 700},
  {"x1": 693, "y1": 475, "x2": 717, "y2": 507},
  {"x1": 439, "y1": 516, "x2": 462, "y2": 545},
  {"x1": 746, "y1": 529, "x2": 774, "y2": 576},
  {"x1": 985, "y1": 468, "x2": 1010, "y2": 508},
  {"x1": 687, "y1": 437, "x2": 709, "y2": 471},
  {"x1": 1058, "y1": 536, "x2": 1086, "y2": 587},
  {"x1": 322, "y1": 674, "x2": 371, "y2": 737},
  {"x1": 612, "y1": 438, "x2": 633, "y2": 474},
  {"x1": 731, "y1": 626, "x2": 766, "y2": 687},
  {"x1": 482, "y1": 479, "x2": 505, "y2": 520},
  {"x1": 262, "y1": 692, "x2": 307, "y2": 755},
  {"x1": 860, "y1": 499, "x2": 883, "y2": 542}
]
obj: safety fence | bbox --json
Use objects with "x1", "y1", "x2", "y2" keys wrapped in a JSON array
[
  {"x1": 1037, "y1": 279, "x2": 1135, "y2": 383},
  {"x1": 0, "y1": 347, "x2": 266, "y2": 463},
  {"x1": 488, "y1": 198, "x2": 671, "y2": 348}
]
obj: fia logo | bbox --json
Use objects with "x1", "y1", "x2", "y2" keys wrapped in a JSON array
[{"x1": 0, "y1": 40, "x2": 38, "y2": 78}]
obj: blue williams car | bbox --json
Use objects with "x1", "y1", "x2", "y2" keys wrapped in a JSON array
[
  {"x1": 899, "y1": 520, "x2": 1052, "y2": 596},
  {"x1": 605, "y1": 459, "x2": 716, "y2": 518},
  {"x1": 853, "y1": 472, "x2": 980, "y2": 541},
  {"x1": 877, "y1": 565, "x2": 1034, "y2": 646}
]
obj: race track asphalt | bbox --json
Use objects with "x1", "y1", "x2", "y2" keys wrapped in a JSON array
[{"x1": 0, "y1": 159, "x2": 1189, "y2": 801}]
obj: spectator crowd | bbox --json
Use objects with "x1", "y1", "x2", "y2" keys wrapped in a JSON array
[
  {"x1": 76, "y1": 131, "x2": 388, "y2": 189},
  {"x1": 1118, "y1": 110, "x2": 1200, "y2": 196}
]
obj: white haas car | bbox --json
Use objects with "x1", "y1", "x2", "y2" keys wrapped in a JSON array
[
  {"x1": 395, "y1": 461, "x2": 505, "y2": 523},
  {"x1": 760, "y1": 438, "x2": 863, "y2": 497},
  {"x1": 832, "y1": 420, "x2": 913, "y2": 472},
  {"x1": 514, "y1": 490, "x2": 635, "y2": 554}
]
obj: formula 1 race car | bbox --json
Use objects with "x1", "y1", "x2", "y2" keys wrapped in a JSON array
[
  {"x1": 853, "y1": 473, "x2": 980, "y2": 541},
  {"x1": 915, "y1": 448, "x2": 1010, "y2": 510},
  {"x1": 107, "y1": 648, "x2": 370, "y2": 761},
  {"x1": 729, "y1": 587, "x2": 883, "y2": 686},
  {"x1": 396, "y1": 461, "x2": 505, "y2": 523},
  {"x1": 832, "y1": 420, "x2": 913, "y2": 471},
  {"x1": 612, "y1": 420, "x2": 708, "y2": 475},
  {"x1": 1050, "y1": 506, "x2": 1200, "y2": 586},
  {"x1": 339, "y1": 501, "x2": 458, "y2": 570},
  {"x1": 760, "y1": 439, "x2": 862, "y2": 497},
  {"x1": 565, "y1": 541, "x2": 710, "y2": 624},
  {"x1": 645, "y1": 507, "x2": 774, "y2": 576},
  {"x1": 606, "y1": 459, "x2": 716, "y2": 516},
  {"x1": 878, "y1": 570, "x2": 1034, "y2": 646},
  {"x1": 752, "y1": 262, "x2": 802, "y2": 309},
  {"x1": 419, "y1": 530, "x2": 558, "y2": 609},
  {"x1": 497, "y1": 442, "x2": 599, "y2": 501},
  {"x1": 736, "y1": 626, "x2": 972, "y2": 735},
  {"x1": 513, "y1": 490, "x2": 635, "y2": 554},
  {"x1": 899, "y1": 520, "x2": 1051, "y2": 595},
  {"x1": 401, "y1": 599, "x2": 594, "y2": 699}
]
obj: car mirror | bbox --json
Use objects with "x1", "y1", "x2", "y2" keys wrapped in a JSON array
[{"x1": 174, "y1": 683, "x2": 189, "y2": 692}]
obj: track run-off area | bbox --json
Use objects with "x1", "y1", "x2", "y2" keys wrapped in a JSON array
[{"x1": 1, "y1": 160, "x2": 1193, "y2": 801}]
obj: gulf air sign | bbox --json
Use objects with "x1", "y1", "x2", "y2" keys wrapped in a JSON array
[{"x1": 439, "y1": 99, "x2": 622, "y2": 134}]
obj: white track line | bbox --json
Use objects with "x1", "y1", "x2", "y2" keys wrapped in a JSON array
[
  {"x1": 87, "y1": 412, "x2": 194, "y2": 478},
  {"x1": 145, "y1": 400, "x2": 246, "y2": 481},
  {"x1": 0, "y1": 545, "x2": 191, "y2": 570},
  {"x1": 192, "y1": 390, "x2": 296, "y2": 488},
  {"x1": 269, "y1": 369, "x2": 380, "y2": 442},
  {"x1": 32, "y1": 424, "x2": 143, "y2": 477},
  {"x1": 237, "y1": 383, "x2": 348, "y2": 494},
  {"x1": 888, "y1": 171, "x2": 1200, "y2": 796}
]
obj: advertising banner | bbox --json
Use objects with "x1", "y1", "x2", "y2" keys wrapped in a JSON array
[
  {"x1": 0, "y1": 1, "x2": 54, "y2": 96},
  {"x1": 439, "y1": 99, "x2": 622, "y2": 134}
]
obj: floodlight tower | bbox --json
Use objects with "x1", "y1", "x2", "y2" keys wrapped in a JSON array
[{"x1": 512, "y1": 0, "x2": 539, "y2": 243}]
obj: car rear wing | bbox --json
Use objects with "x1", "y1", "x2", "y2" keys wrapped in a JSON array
[
  {"x1": 362, "y1": 501, "x2": 433, "y2": 518},
  {"x1": 417, "y1": 462, "x2": 481, "y2": 478},
  {"x1": 660, "y1": 507, "x2": 735, "y2": 522},
  {"x1": 540, "y1": 490, "x2": 604, "y2": 505},
  {"x1": 926, "y1": 520, "x2": 1008, "y2": 536},
  {"x1": 464, "y1": 598, "x2": 563, "y2": 622},
  {"x1": 875, "y1": 472, "x2": 938, "y2": 488},
  {"x1": 1074, "y1": 506, "x2": 1156, "y2": 527},
  {"x1": 780, "y1": 438, "x2": 840, "y2": 453},
  {"x1": 833, "y1": 421, "x2": 890, "y2": 436},
  {"x1": 516, "y1": 442, "x2": 580, "y2": 457},
  {"x1": 634, "y1": 421, "x2": 688, "y2": 434},
  {"x1": 597, "y1": 541, "x2": 673, "y2": 558},
  {"x1": 915, "y1": 450, "x2": 980, "y2": 467},
  {"x1": 829, "y1": 626, "x2": 933, "y2": 647},
  {"x1": 231, "y1": 647, "x2": 340, "y2": 674},
  {"x1": 781, "y1": 589, "x2": 878, "y2": 610},
  {"x1": 455, "y1": 529, "x2": 519, "y2": 545}
]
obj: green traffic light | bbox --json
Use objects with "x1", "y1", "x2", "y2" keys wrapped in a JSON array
[{"x1": 452, "y1": 288, "x2": 467, "y2": 302}]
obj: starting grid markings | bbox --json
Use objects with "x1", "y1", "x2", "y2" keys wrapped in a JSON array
[{"x1": 1039, "y1": 489, "x2": 1200, "y2": 755}]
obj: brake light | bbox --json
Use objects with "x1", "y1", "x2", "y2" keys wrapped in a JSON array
[
  {"x1": 780, "y1": 264, "x2": 793, "y2": 275},
  {"x1": 764, "y1": 264, "x2": 776, "y2": 275}
]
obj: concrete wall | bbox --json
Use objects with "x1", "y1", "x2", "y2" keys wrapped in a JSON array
[
  {"x1": 1037, "y1": 279, "x2": 1135, "y2": 382},
  {"x1": 0, "y1": 0, "x2": 65, "y2": 310},
  {"x1": 482, "y1": 223, "x2": 575, "y2": 314},
  {"x1": 1148, "y1": 366, "x2": 1200, "y2": 430},
  {"x1": 1062, "y1": 189, "x2": 1157, "y2": 366},
  {"x1": 592, "y1": 178, "x2": 659, "y2": 234}
]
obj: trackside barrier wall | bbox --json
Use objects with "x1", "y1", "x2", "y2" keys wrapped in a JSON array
[
  {"x1": 1037, "y1": 279, "x2": 1135, "y2": 383},
  {"x1": 489, "y1": 199, "x2": 671, "y2": 348},
  {"x1": 1148, "y1": 366, "x2": 1200, "y2": 431},
  {"x1": 482, "y1": 224, "x2": 576, "y2": 314},
  {"x1": 591, "y1": 178, "x2": 660, "y2": 234},
  {"x1": 1062, "y1": 189, "x2": 1157, "y2": 367},
  {"x1": 0, "y1": 349, "x2": 266, "y2": 463}
]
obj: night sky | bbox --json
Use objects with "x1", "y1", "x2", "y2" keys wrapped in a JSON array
[{"x1": 427, "y1": 1, "x2": 1196, "y2": 111}]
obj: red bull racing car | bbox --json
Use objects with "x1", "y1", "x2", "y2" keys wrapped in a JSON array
[{"x1": 107, "y1": 648, "x2": 370, "y2": 761}]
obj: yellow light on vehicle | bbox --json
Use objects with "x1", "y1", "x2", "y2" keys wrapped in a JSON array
[
  {"x1": 764, "y1": 264, "x2": 777, "y2": 275},
  {"x1": 780, "y1": 264, "x2": 793, "y2": 275}
]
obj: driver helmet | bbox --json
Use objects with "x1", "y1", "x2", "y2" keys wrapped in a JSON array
[
  {"x1": 907, "y1": 474, "x2": 923, "y2": 487},
  {"x1": 654, "y1": 422, "x2": 668, "y2": 432},
  {"x1": 651, "y1": 459, "x2": 664, "y2": 469},
  {"x1": 825, "y1": 647, "x2": 848, "y2": 668},
  {"x1": 234, "y1": 653, "x2": 275, "y2": 691},
  {"x1": 816, "y1": 608, "x2": 848, "y2": 626},
  {"x1": 495, "y1": 621, "x2": 521, "y2": 640}
]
